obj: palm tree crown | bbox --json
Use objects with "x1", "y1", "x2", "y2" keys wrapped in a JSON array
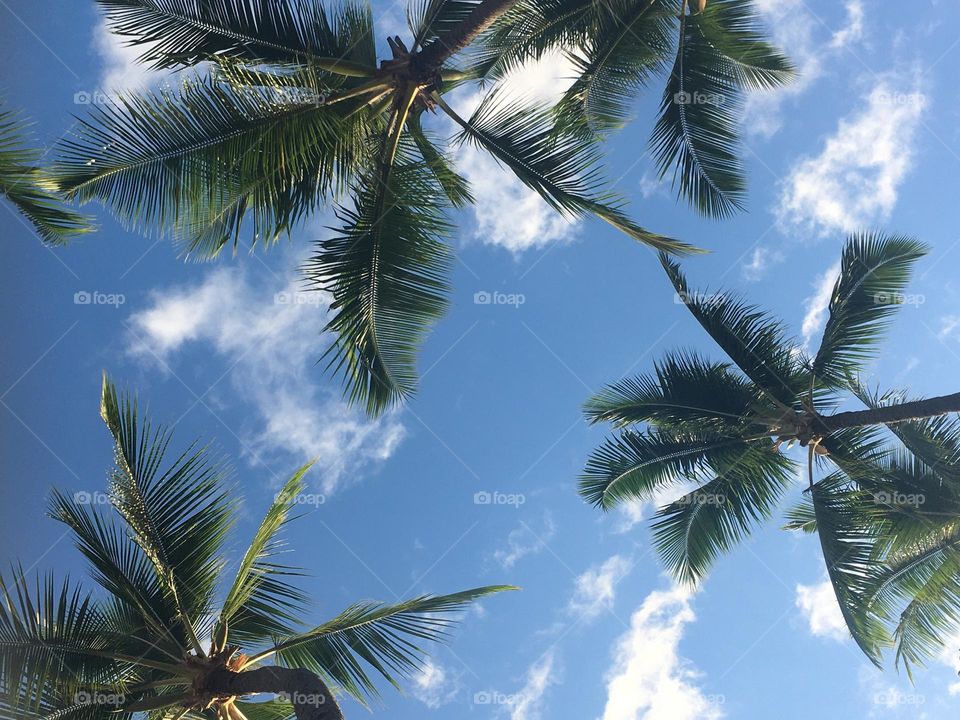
[
  {"x1": 50, "y1": 0, "x2": 792, "y2": 416},
  {"x1": 0, "y1": 376, "x2": 514, "y2": 720},
  {"x1": 581, "y1": 232, "x2": 960, "y2": 674}
]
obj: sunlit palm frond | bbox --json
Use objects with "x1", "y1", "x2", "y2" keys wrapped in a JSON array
[
  {"x1": 443, "y1": 92, "x2": 699, "y2": 254},
  {"x1": 408, "y1": 112, "x2": 472, "y2": 207},
  {"x1": 218, "y1": 467, "x2": 311, "y2": 647},
  {"x1": 95, "y1": 0, "x2": 377, "y2": 72},
  {"x1": 0, "y1": 108, "x2": 92, "y2": 245},
  {"x1": 812, "y1": 232, "x2": 927, "y2": 387}
]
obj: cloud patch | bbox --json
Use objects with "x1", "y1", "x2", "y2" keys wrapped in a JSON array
[
  {"x1": 795, "y1": 579, "x2": 847, "y2": 641},
  {"x1": 567, "y1": 555, "x2": 633, "y2": 623}
]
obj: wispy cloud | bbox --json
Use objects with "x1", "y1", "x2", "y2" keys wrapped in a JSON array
[
  {"x1": 567, "y1": 555, "x2": 633, "y2": 623},
  {"x1": 92, "y1": 18, "x2": 168, "y2": 92},
  {"x1": 506, "y1": 651, "x2": 557, "y2": 720},
  {"x1": 830, "y1": 1, "x2": 865, "y2": 49},
  {"x1": 801, "y1": 260, "x2": 841, "y2": 350},
  {"x1": 494, "y1": 513, "x2": 556, "y2": 569},
  {"x1": 126, "y1": 265, "x2": 405, "y2": 494},
  {"x1": 600, "y1": 584, "x2": 723, "y2": 720},
  {"x1": 410, "y1": 658, "x2": 461, "y2": 709},
  {"x1": 777, "y1": 81, "x2": 927, "y2": 235},
  {"x1": 742, "y1": 245, "x2": 784, "y2": 281}
]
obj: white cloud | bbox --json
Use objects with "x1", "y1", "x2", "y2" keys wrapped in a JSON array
[
  {"x1": 410, "y1": 659, "x2": 460, "y2": 709},
  {"x1": 742, "y1": 245, "x2": 784, "y2": 281},
  {"x1": 600, "y1": 584, "x2": 723, "y2": 720},
  {"x1": 801, "y1": 260, "x2": 840, "y2": 349},
  {"x1": 746, "y1": 0, "x2": 867, "y2": 138},
  {"x1": 777, "y1": 82, "x2": 927, "y2": 235},
  {"x1": 126, "y1": 265, "x2": 405, "y2": 494},
  {"x1": 567, "y1": 555, "x2": 633, "y2": 622},
  {"x1": 93, "y1": 19, "x2": 168, "y2": 92},
  {"x1": 830, "y1": 1, "x2": 865, "y2": 49},
  {"x1": 506, "y1": 651, "x2": 557, "y2": 720},
  {"x1": 939, "y1": 316, "x2": 960, "y2": 341},
  {"x1": 451, "y1": 51, "x2": 580, "y2": 253},
  {"x1": 795, "y1": 579, "x2": 847, "y2": 641},
  {"x1": 494, "y1": 513, "x2": 556, "y2": 569}
]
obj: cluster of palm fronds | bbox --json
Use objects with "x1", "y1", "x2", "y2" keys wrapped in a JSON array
[
  {"x1": 45, "y1": 0, "x2": 792, "y2": 415},
  {"x1": 0, "y1": 377, "x2": 512, "y2": 720},
  {"x1": 582, "y1": 233, "x2": 960, "y2": 674}
]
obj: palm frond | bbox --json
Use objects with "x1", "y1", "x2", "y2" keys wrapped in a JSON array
[
  {"x1": 584, "y1": 351, "x2": 762, "y2": 432},
  {"x1": 441, "y1": 92, "x2": 699, "y2": 254},
  {"x1": 408, "y1": 112, "x2": 472, "y2": 207},
  {"x1": 100, "y1": 375, "x2": 235, "y2": 653},
  {"x1": 812, "y1": 233, "x2": 927, "y2": 387},
  {"x1": 0, "y1": 108, "x2": 92, "y2": 245},
  {"x1": 95, "y1": 0, "x2": 377, "y2": 72},
  {"x1": 306, "y1": 131, "x2": 454, "y2": 417},
  {"x1": 555, "y1": 0, "x2": 676, "y2": 133},
  {"x1": 652, "y1": 445, "x2": 794, "y2": 584},
  {"x1": 408, "y1": 0, "x2": 482, "y2": 52},
  {"x1": 247, "y1": 586, "x2": 516, "y2": 705},
  {"x1": 660, "y1": 254, "x2": 806, "y2": 406},
  {"x1": 218, "y1": 466, "x2": 311, "y2": 647},
  {"x1": 811, "y1": 476, "x2": 889, "y2": 665},
  {"x1": 580, "y1": 427, "x2": 757, "y2": 509},
  {"x1": 53, "y1": 78, "x2": 379, "y2": 257}
]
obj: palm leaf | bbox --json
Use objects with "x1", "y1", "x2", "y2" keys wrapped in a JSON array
[
  {"x1": 246, "y1": 586, "x2": 516, "y2": 705},
  {"x1": 0, "y1": 107, "x2": 92, "y2": 245},
  {"x1": 218, "y1": 466, "x2": 311, "y2": 647},
  {"x1": 100, "y1": 375, "x2": 235, "y2": 653},
  {"x1": 95, "y1": 0, "x2": 377, "y2": 72},
  {"x1": 811, "y1": 233, "x2": 927, "y2": 387},
  {"x1": 652, "y1": 445, "x2": 794, "y2": 584},
  {"x1": 441, "y1": 92, "x2": 699, "y2": 255}
]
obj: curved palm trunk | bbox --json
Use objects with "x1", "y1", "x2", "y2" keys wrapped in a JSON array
[
  {"x1": 206, "y1": 667, "x2": 343, "y2": 720},
  {"x1": 817, "y1": 391, "x2": 960, "y2": 433},
  {"x1": 413, "y1": 0, "x2": 522, "y2": 75}
]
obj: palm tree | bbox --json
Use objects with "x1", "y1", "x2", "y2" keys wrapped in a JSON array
[
  {"x1": 0, "y1": 375, "x2": 514, "y2": 720},
  {"x1": 580, "y1": 232, "x2": 960, "y2": 674},
  {"x1": 50, "y1": 0, "x2": 792, "y2": 415},
  {"x1": 0, "y1": 104, "x2": 92, "y2": 244}
]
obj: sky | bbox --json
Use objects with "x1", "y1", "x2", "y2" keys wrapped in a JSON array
[{"x1": 3, "y1": 0, "x2": 960, "y2": 718}]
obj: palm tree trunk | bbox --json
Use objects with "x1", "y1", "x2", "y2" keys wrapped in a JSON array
[
  {"x1": 206, "y1": 667, "x2": 343, "y2": 720},
  {"x1": 817, "y1": 391, "x2": 960, "y2": 432},
  {"x1": 413, "y1": 0, "x2": 521, "y2": 75}
]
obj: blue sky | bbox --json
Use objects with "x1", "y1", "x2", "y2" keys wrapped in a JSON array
[{"x1": 3, "y1": 0, "x2": 960, "y2": 718}]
